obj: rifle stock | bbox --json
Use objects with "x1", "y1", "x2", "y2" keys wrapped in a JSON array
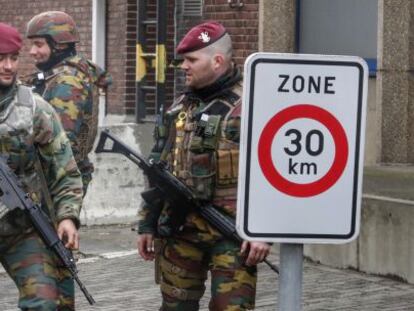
[
  {"x1": 95, "y1": 129, "x2": 146, "y2": 169},
  {"x1": 95, "y1": 130, "x2": 279, "y2": 274}
]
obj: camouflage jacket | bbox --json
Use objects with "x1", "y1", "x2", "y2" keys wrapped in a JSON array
[
  {"x1": 138, "y1": 67, "x2": 243, "y2": 239},
  {"x1": 0, "y1": 83, "x2": 83, "y2": 236},
  {"x1": 30, "y1": 54, "x2": 112, "y2": 165}
]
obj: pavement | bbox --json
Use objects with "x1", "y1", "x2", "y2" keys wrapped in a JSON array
[{"x1": 1, "y1": 224, "x2": 414, "y2": 310}]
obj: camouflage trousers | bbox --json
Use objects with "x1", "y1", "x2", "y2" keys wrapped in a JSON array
[
  {"x1": 158, "y1": 236, "x2": 257, "y2": 311},
  {"x1": 0, "y1": 231, "x2": 75, "y2": 310}
]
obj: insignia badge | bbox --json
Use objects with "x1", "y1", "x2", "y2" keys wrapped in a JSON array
[{"x1": 198, "y1": 31, "x2": 210, "y2": 43}]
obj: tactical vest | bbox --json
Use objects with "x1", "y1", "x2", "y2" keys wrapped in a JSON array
[
  {"x1": 40, "y1": 57, "x2": 100, "y2": 161},
  {"x1": 0, "y1": 85, "x2": 44, "y2": 236},
  {"x1": 166, "y1": 82, "x2": 242, "y2": 217}
]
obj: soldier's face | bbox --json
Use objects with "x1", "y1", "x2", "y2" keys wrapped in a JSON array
[
  {"x1": 0, "y1": 53, "x2": 18, "y2": 87},
  {"x1": 180, "y1": 50, "x2": 217, "y2": 89},
  {"x1": 29, "y1": 37, "x2": 51, "y2": 64}
]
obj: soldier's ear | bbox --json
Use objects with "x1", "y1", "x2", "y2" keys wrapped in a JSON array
[{"x1": 212, "y1": 54, "x2": 224, "y2": 70}]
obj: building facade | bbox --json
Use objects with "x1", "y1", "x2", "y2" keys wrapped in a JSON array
[
  {"x1": 0, "y1": 0, "x2": 410, "y2": 166},
  {"x1": 2, "y1": 0, "x2": 414, "y2": 284}
]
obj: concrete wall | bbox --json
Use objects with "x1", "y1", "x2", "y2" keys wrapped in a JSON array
[
  {"x1": 80, "y1": 116, "x2": 154, "y2": 226},
  {"x1": 364, "y1": 79, "x2": 381, "y2": 165},
  {"x1": 376, "y1": 0, "x2": 414, "y2": 164},
  {"x1": 258, "y1": 0, "x2": 296, "y2": 53},
  {"x1": 304, "y1": 166, "x2": 414, "y2": 284}
]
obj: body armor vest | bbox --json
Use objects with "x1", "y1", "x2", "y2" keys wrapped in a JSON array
[
  {"x1": 0, "y1": 85, "x2": 43, "y2": 236},
  {"x1": 166, "y1": 83, "x2": 242, "y2": 216}
]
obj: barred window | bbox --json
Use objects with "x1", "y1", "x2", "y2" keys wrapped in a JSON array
[{"x1": 183, "y1": 0, "x2": 203, "y2": 16}]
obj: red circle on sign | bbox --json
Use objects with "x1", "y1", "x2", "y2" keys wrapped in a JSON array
[{"x1": 257, "y1": 104, "x2": 348, "y2": 197}]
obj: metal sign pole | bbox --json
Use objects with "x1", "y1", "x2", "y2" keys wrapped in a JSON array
[{"x1": 278, "y1": 243, "x2": 303, "y2": 311}]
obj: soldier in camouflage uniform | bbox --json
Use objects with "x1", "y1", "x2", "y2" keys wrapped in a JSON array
[
  {"x1": 0, "y1": 23, "x2": 83, "y2": 310},
  {"x1": 25, "y1": 11, "x2": 112, "y2": 195},
  {"x1": 137, "y1": 22, "x2": 271, "y2": 310}
]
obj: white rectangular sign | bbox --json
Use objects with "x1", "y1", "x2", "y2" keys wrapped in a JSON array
[{"x1": 236, "y1": 53, "x2": 368, "y2": 244}]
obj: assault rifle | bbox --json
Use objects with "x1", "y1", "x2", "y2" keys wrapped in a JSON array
[
  {"x1": 0, "y1": 157, "x2": 95, "y2": 305},
  {"x1": 95, "y1": 130, "x2": 279, "y2": 274}
]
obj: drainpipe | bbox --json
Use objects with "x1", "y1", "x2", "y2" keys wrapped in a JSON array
[{"x1": 92, "y1": 0, "x2": 107, "y2": 125}]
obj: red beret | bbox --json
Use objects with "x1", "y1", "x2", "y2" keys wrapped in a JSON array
[
  {"x1": 176, "y1": 21, "x2": 226, "y2": 54},
  {"x1": 0, "y1": 23, "x2": 22, "y2": 54}
]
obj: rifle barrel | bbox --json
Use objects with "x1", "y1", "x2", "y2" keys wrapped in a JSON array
[{"x1": 74, "y1": 275, "x2": 96, "y2": 305}]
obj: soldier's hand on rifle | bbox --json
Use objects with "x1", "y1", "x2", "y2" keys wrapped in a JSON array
[
  {"x1": 58, "y1": 219, "x2": 79, "y2": 250},
  {"x1": 241, "y1": 241, "x2": 271, "y2": 266},
  {"x1": 137, "y1": 233, "x2": 155, "y2": 261}
]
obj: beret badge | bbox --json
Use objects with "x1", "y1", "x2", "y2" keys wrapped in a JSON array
[{"x1": 198, "y1": 31, "x2": 211, "y2": 43}]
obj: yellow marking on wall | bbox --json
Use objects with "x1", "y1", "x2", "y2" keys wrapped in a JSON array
[
  {"x1": 136, "y1": 44, "x2": 147, "y2": 82},
  {"x1": 156, "y1": 44, "x2": 166, "y2": 83}
]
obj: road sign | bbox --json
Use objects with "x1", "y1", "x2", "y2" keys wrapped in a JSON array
[{"x1": 236, "y1": 53, "x2": 368, "y2": 243}]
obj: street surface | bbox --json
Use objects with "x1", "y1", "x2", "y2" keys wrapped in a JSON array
[{"x1": 1, "y1": 225, "x2": 414, "y2": 310}]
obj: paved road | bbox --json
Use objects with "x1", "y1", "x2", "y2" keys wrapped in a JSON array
[{"x1": 1, "y1": 225, "x2": 414, "y2": 310}]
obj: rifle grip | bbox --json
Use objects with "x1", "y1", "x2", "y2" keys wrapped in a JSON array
[{"x1": 141, "y1": 187, "x2": 163, "y2": 205}]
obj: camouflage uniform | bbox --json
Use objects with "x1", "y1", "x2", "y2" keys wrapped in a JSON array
[
  {"x1": 32, "y1": 55, "x2": 111, "y2": 195},
  {"x1": 0, "y1": 82, "x2": 83, "y2": 310},
  {"x1": 139, "y1": 67, "x2": 257, "y2": 310},
  {"x1": 26, "y1": 11, "x2": 112, "y2": 195}
]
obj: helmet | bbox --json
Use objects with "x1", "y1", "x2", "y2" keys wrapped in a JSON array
[{"x1": 26, "y1": 11, "x2": 79, "y2": 44}]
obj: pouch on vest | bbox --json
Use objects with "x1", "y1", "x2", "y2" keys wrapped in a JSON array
[
  {"x1": 217, "y1": 148, "x2": 239, "y2": 186},
  {"x1": 189, "y1": 152, "x2": 215, "y2": 200},
  {"x1": 202, "y1": 115, "x2": 221, "y2": 150},
  {"x1": 189, "y1": 135, "x2": 204, "y2": 153},
  {"x1": 189, "y1": 113, "x2": 208, "y2": 153}
]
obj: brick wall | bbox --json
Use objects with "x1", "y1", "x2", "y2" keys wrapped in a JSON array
[
  {"x1": 174, "y1": 0, "x2": 259, "y2": 93},
  {"x1": 203, "y1": 0, "x2": 259, "y2": 66},
  {"x1": 0, "y1": 0, "x2": 260, "y2": 116},
  {"x1": 107, "y1": 0, "x2": 129, "y2": 114},
  {"x1": 0, "y1": 0, "x2": 130, "y2": 115},
  {"x1": 174, "y1": 1, "x2": 204, "y2": 95},
  {"x1": 0, "y1": 0, "x2": 93, "y2": 76}
]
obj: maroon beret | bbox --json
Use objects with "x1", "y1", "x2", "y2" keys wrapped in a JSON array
[
  {"x1": 0, "y1": 23, "x2": 22, "y2": 54},
  {"x1": 176, "y1": 21, "x2": 226, "y2": 54}
]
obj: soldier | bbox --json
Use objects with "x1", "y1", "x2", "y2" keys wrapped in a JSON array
[
  {"x1": 137, "y1": 21, "x2": 271, "y2": 310},
  {"x1": 0, "y1": 23, "x2": 83, "y2": 310},
  {"x1": 25, "y1": 11, "x2": 112, "y2": 195}
]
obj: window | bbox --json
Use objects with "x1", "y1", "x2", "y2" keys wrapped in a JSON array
[
  {"x1": 298, "y1": 0, "x2": 378, "y2": 75},
  {"x1": 183, "y1": 0, "x2": 203, "y2": 16}
]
